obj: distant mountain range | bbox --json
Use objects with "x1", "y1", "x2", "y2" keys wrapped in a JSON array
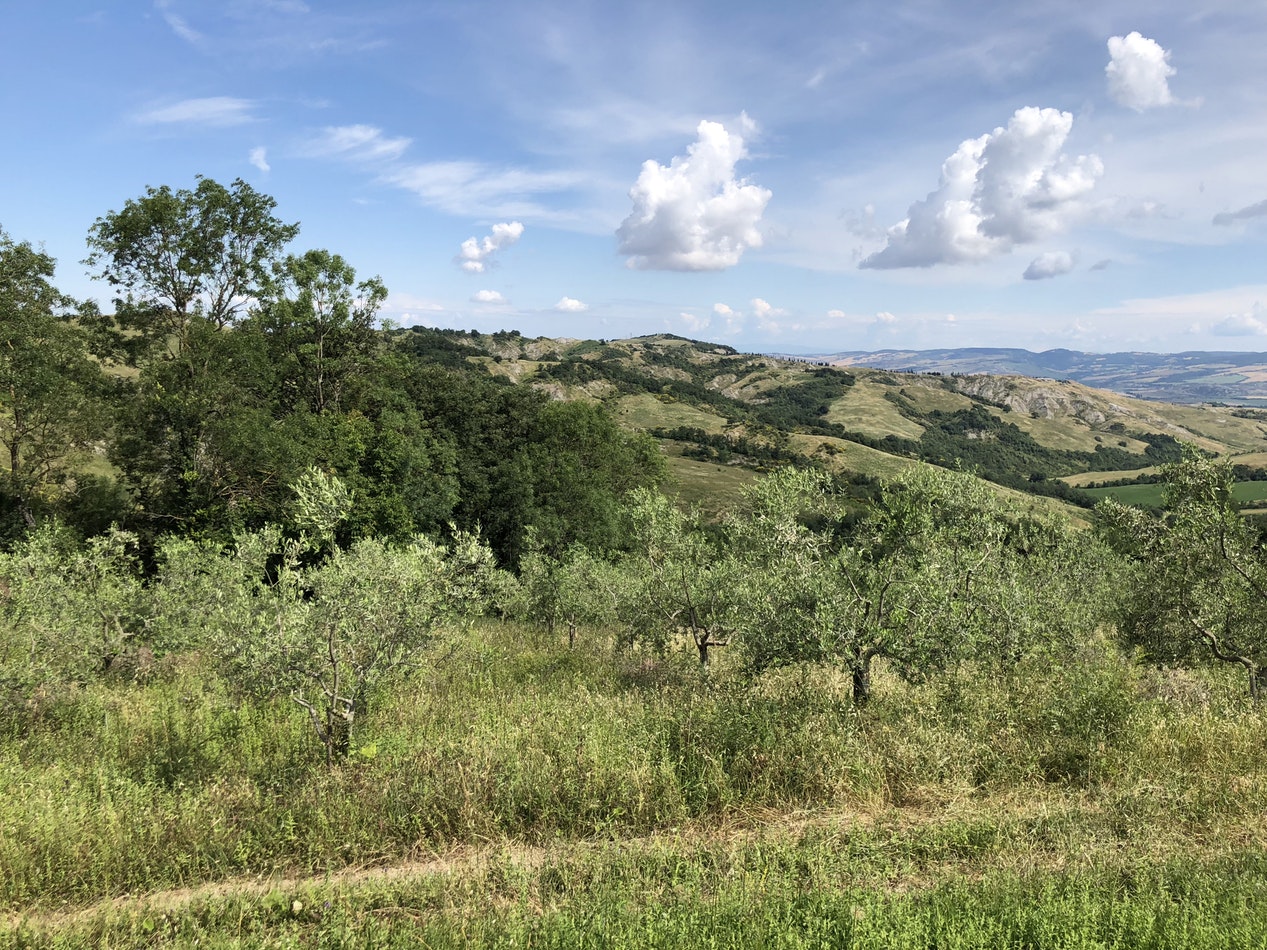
[{"x1": 785, "y1": 348, "x2": 1267, "y2": 405}]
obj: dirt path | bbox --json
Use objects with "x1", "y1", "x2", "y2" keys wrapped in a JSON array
[{"x1": 7, "y1": 797, "x2": 1263, "y2": 935}]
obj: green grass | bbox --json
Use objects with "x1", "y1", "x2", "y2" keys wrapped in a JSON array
[
  {"x1": 663, "y1": 449, "x2": 760, "y2": 513},
  {"x1": 3, "y1": 622, "x2": 1266, "y2": 946},
  {"x1": 1083, "y1": 480, "x2": 1267, "y2": 507}
]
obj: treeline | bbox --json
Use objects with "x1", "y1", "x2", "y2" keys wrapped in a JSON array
[{"x1": 0, "y1": 180, "x2": 663, "y2": 563}]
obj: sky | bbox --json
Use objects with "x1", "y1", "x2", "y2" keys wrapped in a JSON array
[{"x1": 2, "y1": 1, "x2": 1265, "y2": 355}]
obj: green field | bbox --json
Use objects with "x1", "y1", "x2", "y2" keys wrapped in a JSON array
[{"x1": 1083, "y1": 480, "x2": 1267, "y2": 507}]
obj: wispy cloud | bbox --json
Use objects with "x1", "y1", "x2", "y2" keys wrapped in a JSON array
[
  {"x1": 1213, "y1": 199, "x2": 1267, "y2": 227},
  {"x1": 134, "y1": 97, "x2": 257, "y2": 126},
  {"x1": 385, "y1": 162, "x2": 580, "y2": 218},
  {"x1": 304, "y1": 125, "x2": 411, "y2": 163},
  {"x1": 249, "y1": 146, "x2": 270, "y2": 172},
  {"x1": 155, "y1": 0, "x2": 202, "y2": 45}
]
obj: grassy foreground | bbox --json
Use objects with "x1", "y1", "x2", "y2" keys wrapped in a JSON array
[{"x1": 3, "y1": 622, "x2": 1266, "y2": 947}]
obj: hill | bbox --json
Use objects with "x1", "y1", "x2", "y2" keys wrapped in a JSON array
[
  {"x1": 392, "y1": 328, "x2": 1267, "y2": 514},
  {"x1": 783, "y1": 347, "x2": 1267, "y2": 405}
]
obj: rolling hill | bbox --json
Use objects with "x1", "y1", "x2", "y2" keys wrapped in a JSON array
[
  {"x1": 394, "y1": 328, "x2": 1267, "y2": 514},
  {"x1": 785, "y1": 347, "x2": 1267, "y2": 405}
]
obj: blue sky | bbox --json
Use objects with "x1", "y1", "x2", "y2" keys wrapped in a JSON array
[{"x1": 3, "y1": 1, "x2": 1265, "y2": 354}]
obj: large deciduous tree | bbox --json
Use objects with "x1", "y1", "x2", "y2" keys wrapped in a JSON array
[
  {"x1": 85, "y1": 176, "x2": 298, "y2": 354},
  {"x1": 0, "y1": 229, "x2": 109, "y2": 534},
  {"x1": 253, "y1": 248, "x2": 387, "y2": 416}
]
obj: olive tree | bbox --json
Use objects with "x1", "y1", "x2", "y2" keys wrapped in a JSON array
[
  {"x1": 190, "y1": 519, "x2": 498, "y2": 765},
  {"x1": 517, "y1": 539, "x2": 621, "y2": 648},
  {"x1": 731, "y1": 465, "x2": 1095, "y2": 705},
  {"x1": 1099, "y1": 447, "x2": 1267, "y2": 699},
  {"x1": 619, "y1": 489, "x2": 740, "y2": 669},
  {"x1": 0, "y1": 524, "x2": 145, "y2": 693}
]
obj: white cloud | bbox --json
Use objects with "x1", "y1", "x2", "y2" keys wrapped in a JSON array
[
  {"x1": 712, "y1": 302, "x2": 744, "y2": 334},
  {"x1": 1023, "y1": 250, "x2": 1075, "y2": 280},
  {"x1": 826, "y1": 309, "x2": 846, "y2": 319},
  {"x1": 750, "y1": 298, "x2": 793, "y2": 333},
  {"x1": 249, "y1": 146, "x2": 270, "y2": 172},
  {"x1": 554, "y1": 296, "x2": 588, "y2": 312},
  {"x1": 155, "y1": 1, "x2": 201, "y2": 44},
  {"x1": 135, "y1": 96, "x2": 256, "y2": 126},
  {"x1": 471, "y1": 289, "x2": 506, "y2": 304},
  {"x1": 1106, "y1": 32, "x2": 1175, "y2": 112},
  {"x1": 1213, "y1": 199, "x2": 1267, "y2": 227},
  {"x1": 617, "y1": 117, "x2": 772, "y2": 271},
  {"x1": 386, "y1": 162, "x2": 579, "y2": 218},
  {"x1": 750, "y1": 298, "x2": 786, "y2": 319},
  {"x1": 1094, "y1": 286, "x2": 1267, "y2": 334},
  {"x1": 1212, "y1": 308, "x2": 1267, "y2": 336},
  {"x1": 385, "y1": 292, "x2": 445, "y2": 314},
  {"x1": 875, "y1": 311, "x2": 897, "y2": 324},
  {"x1": 861, "y1": 107, "x2": 1101, "y2": 269},
  {"x1": 305, "y1": 125, "x2": 411, "y2": 163},
  {"x1": 679, "y1": 312, "x2": 711, "y2": 334},
  {"x1": 457, "y1": 221, "x2": 524, "y2": 273}
]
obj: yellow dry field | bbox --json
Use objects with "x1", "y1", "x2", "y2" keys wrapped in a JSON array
[
  {"x1": 788, "y1": 434, "x2": 920, "y2": 480},
  {"x1": 1059, "y1": 467, "x2": 1164, "y2": 487},
  {"x1": 823, "y1": 378, "x2": 926, "y2": 440},
  {"x1": 663, "y1": 451, "x2": 759, "y2": 513},
  {"x1": 614, "y1": 394, "x2": 729, "y2": 434},
  {"x1": 1005, "y1": 413, "x2": 1121, "y2": 453}
]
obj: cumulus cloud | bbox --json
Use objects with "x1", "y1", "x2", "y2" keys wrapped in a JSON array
[
  {"x1": 679, "y1": 312, "x2": 711, "y2": 334},
  {"x1": 135, "y1": 97, "x2": 256, "y2": 126},
  {"x1": 1213, "y1": 199, "x2": 1267, "y2": 226},
  {"x1": 861, "y1": 107, "x2": 1101, "y2": 269},
  {"x1": 1106, "y1": 32, "x2": 1176, "y2": 111},
  {"x1": 554, "y1": 297, "x2": 588, "y2": 312},
  {"x1": 457, "y1": 222, "x2": 524, "y2": 273},
  {"x1": 826, "y1": 309, "x2": 846, "y2": 319},
  {"x1": 617, "y1": 117, "x2": 772, "y2": 271},
  {"x1": 471, "y1": 289, "x2": 506, "y2": 304},
  {"x1": 305, "y1": 125, "x2": 411, "y2": 163},
  {"x1": 712, "y1": 302, "x2": 744, "y2": 334},
  {"x1": 249, "y1": 147, "x2": 270, "y2": 172},
  {"x1": 1023, "y1": 251, "x2": 1075, "y2": 280},
  {"x1": 1212, "y1": 309, "x2": 1267, "y2": 336}
]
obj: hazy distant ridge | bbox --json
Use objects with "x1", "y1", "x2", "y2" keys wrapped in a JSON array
[{"x1": 782, "y1": 348, "x2": 1267, "y2": 405}]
